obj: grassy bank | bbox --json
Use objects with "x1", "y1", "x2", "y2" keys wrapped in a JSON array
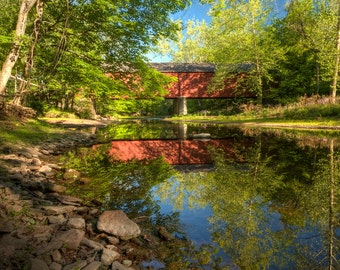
[
  {"x1": 0, "y1": 119, "x2": 70, "y2": 147},
  {"x1": 169, "y1": 100, "x2": 340, "y2": 129},
  {"x1": 1, "y1": 99, "x2": 340, "y2": 149}
]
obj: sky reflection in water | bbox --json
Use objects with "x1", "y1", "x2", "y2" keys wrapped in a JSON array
[{"x1": 99, "y1": 120, "x2": 340, "y2": 269}]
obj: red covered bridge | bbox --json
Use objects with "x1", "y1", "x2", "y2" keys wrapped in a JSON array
[{"x1": 151, "y1": 63, "x2": 254, "y2": 115}]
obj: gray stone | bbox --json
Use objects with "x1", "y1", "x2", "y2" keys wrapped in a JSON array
[
  {"x1": 47, "y1": 215, "x2": 67, "y2": 225},
  {"x1": 63, "y1": 260, "x2": 88, "y2": 270},
  {"x1": 111, "y1": 261, "x2": 129, "y2": 270},
  {"x1": 106, "y1": 236, "x2": 120, "y2": 245},
  {"x1": 29, "y1": 258, "x2": 49, "y2": 270},
  {"x1": 81, "y1": 237, "x2": 104, "y2": 250},
  {"x1": 97, "y1": 210, "x2": 141, "y2": 240},
  {"x1": 101, "y1": 248, "x2": 120, "y2": 266},
  {"x1": 37, "y1": 240, "x2": 63, "y2": 255},
  {"x1": 39, "y1": 165, "x2": 52, "y2": 174},
  {"x1": 49, "y1": 262, "x2": 62, "y2": 270},
  {"x1": 67, "y1": 217, "x2": 85, "y2": 230},
  {"x1": 55, "y1": 229, "x2": 85, "y2": 250},
  {"x1": 42, "y1": 205, "x2": 74, "y2": 215},
  {"x1": 82, "y1": 261, "x2": 103, "y2": 270},
  {"x1": 51, "y1": 249, "x2": 62, "y2": 263}
]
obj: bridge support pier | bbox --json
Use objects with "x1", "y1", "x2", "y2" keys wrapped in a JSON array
[{"x1": 173, "y1": 97, "x2": 187, "y2": 115}]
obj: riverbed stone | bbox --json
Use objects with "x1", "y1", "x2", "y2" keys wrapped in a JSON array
[
  {"x1": 97, "y1": 210, "x2": 141, "y2": 240},
  {"x1": 82, "y1": 261, "x2": 103, "y2": 270},
  {"x1": 111, "y1": 261, "x2": 130, "y2": 270},
  {"x1": 101, "y1": 248, "x2": 121, "y2": 266},
  {"x1": 63, "y1": 260, "x2": 88, "y2": 270},
  {"x1": 29, "y1": 258, "x2": 49, "y2": 270},
  {"x1": 42, "y1": 205, "x2": 74, "y2": 215},
  {"x1": 49, "y1": 262, "x2": 62, "y2": 270},
  {"x1": 55, "y1": 229, "x2": 85, "y2": 250},
  {"x1": 67, "y1": 217, "x2": 85, "y2": 230},
  {"x1": 81, "y1": 237, "x2": 104, "y2": 250},
  {"x1": 47, "y1": 215, "x2": 67, "y2": 225}
]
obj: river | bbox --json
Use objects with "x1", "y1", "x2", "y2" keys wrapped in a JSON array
[{"x1": 64, "y1": 120, "x2": 340, "y2": 269}]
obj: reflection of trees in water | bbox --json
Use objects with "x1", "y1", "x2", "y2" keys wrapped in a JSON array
[
  {"x1": 62, "y1": 145, "x2": 221, "y2": 269},
  {"x1": 155, "y1": 134, "x2": 340, "y2": 269},
  {"x1": 296, "y1": 139, "x2": 340, "y2": 269}
]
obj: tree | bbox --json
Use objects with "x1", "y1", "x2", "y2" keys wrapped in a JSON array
[
  {"x1": 0, "y1": 0, "x2": 38, "y2": 97},
  {"x1": 276, "y1": 0, "x2": 338, "y2": 102},
  {"x1": 331, "y1": 2, "x2": 340, "y2": 103},
  {"x1": 0, "y1": 0, "x2": 190, "y2": 115}
]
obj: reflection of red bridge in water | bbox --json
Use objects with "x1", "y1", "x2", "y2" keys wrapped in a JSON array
[{"x1": 109, "y1": 139, "x2": 239, "y2": 165}]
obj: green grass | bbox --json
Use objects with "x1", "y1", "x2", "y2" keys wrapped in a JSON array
[
  {"x1": 0, "y1": 119, "x2": 68, "y2": 147},
  {"x1": 169, "y1": 101, "x2": 340, "y2": 129}
]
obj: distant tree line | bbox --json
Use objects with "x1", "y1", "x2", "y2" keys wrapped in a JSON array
[{"x1": 157, "y1": 0, "x2": 340, "y2": 106}]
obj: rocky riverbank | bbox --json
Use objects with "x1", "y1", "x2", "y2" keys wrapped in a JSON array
[{"x1": 0, "y1": 128, "x2": 172, "y2": 270}]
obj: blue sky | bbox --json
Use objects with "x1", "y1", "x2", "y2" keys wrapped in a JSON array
[{"x1": 147, "y1": 0, "x2": 289, "y2": 62}]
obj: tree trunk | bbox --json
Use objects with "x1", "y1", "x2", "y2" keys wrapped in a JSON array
[
  {"x1": 0, "y1": 0, "x2": 38, "y2": 97},
  {"x1": 330, "y1": 3, "x2": 340, "y2": 104},
  {"x1": 12, "y1": 0, "x2": 44, "y2": 106}
]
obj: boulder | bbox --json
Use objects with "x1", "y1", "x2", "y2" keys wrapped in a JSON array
[{"x1": 97, "y1": 210, "x2": 141, "y2": 240}]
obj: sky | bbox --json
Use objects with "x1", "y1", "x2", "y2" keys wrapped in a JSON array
[{"x1": 147, "y1": 0, "x2": 289, "y2": 62}]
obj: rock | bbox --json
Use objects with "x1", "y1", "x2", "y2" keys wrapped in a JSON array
[
  {"x1": 29, "y1": 258, "x2": 49, "y2": 270},
  {"x1": 37, "y1": 240, "x2": 63, "y2": 255},
  {"x1": 0, "y1": 234, "x2": 28, "y2": 250},
  {"x1": 97, "y1": 210, "x2": 141, "y2": 240},
  {"x1": 43, "y1": 183, "x2": 66, "y2": 193},
  {"x1": 67, "y1": 217, "x2": 85, "y2": 230},
  {"x1": 51, "y1": 249, "x2": 63, "y2": 263},
  {"x1": 55, "y1": 229, "x2": 85, "y2": 250},
  {"x1": 81, "y1": 237, "x2": 104, "y2": 250},
  {"x1": 42, "y1": 205, "x2": 74, "y2": 215},
  {"x1": 53, "y1": 194, "x2": 82, "y2": 205},
  {"x1": 82, "y1": 261, "x2": 102, "y2": 270},
  {"x1": 38, "y1": 165, "x2": 52, "y2": 174},
  {"x1": 111, "y1": 261, "x2": 130, "y2": 270},
  {"x1": 106, "y1": 236, "x2": 120, "y2": 245},
  {"x1": 47, "y1": 215, "x2": 67, "y2": 225},
  {"x1": 32, "y1": 225, "x2": 55, "y2": 242},
  {"x1": 63, "y1": 260, "x2": 88, "y2": 270},
  {"x1": 31, "y1": 158, "x2": 42, "y2": 166},
  {"x1": 101, "y1": 248, "x2": 120, "y2": 266},
  {"x1": 49, "y1": 262, "x2": 62, "y2": 270},
  {"x1": 122, "y1": 260, "x2": 133, "y2": 267}
]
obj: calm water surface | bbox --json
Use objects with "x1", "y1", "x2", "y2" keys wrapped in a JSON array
[{"x1": 68, "y1": 120, "x2": 340, "y2": 269}]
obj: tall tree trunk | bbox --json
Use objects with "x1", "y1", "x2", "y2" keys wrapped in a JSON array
[
  {"x1": 12, "y1": 0, "x2": 44, "y2": 105},
  {"x1": 330, "y1": 2, "x2": 340, "y2": 104},
  {"x1": 0, "y1": 0, "x2": 38, "y2": 97}
]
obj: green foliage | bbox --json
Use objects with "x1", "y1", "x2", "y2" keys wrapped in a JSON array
[
  {"x1": 1, "y1": 0, "x2": 190, "y2": 115},
  {"x1": 62, "y1": 145, "x2": 176, "y2": 208}
]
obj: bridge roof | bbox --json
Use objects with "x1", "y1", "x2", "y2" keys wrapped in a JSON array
[{"x1": 151, "y1": 63, "x2": 215, "y2": 73}]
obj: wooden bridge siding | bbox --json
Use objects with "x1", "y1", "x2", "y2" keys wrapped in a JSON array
[
  {"x1": 163, "y1": 71, "x2": 248, "y2": 99},
  {"x1": 108, "y1": 139, "x2": 237, "y2": 165}
]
